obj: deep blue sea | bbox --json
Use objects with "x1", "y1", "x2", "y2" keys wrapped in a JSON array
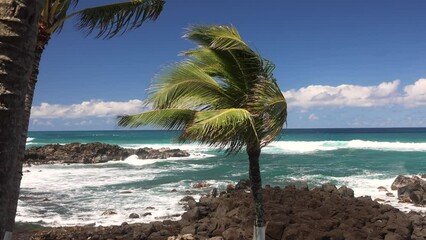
[{"x1": 19, "y1": 128, "x2": 426, "y2": 226}]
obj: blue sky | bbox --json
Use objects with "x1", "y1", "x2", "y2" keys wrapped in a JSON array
[{"x1": 30, "y1": 0, "x2": 426, "y2": 130}]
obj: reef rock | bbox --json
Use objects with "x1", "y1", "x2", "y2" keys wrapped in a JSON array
[
  {"x1": 27, "y1": 183, "x2": 426, "y2": 240},
  {"x1": 24, "y1": 142, "x2": 189, "y2": 165},
  {"x1": 392, "y1": 175, "x2": 426, "y2": 205}
]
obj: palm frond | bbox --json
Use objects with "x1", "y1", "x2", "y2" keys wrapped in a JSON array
[
  {"x1": 43, "y1": 0, "x2": 78, "y2": 33},
  {"x1": 73, "y1": 0, "x2": 164, "y2": 39},
  {"x1": 183, "y1": 26, "x2": 268, "y2": 97},
  {"x1": 148, "y1": 62, "x2": 232, "y2": 109},
  {"x1": 248, "y1": 77, "x2": 287, "y2": 146},
  {"x1": 117, "y1": 108, "x2": 195, "y2": 129},
  {"x1": 181, "y1": 109, "x2": 258, "y2": 153},
  {"x1": 184, "y1": 25, "x2": 249, "y2": 51}
]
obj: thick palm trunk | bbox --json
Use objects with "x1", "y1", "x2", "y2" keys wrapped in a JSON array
[
  {"x1": 21, "y1": 29, "x2": 50, "y2": 152},
  {"x1": 247, "y1": 145, "x2": 265, "y2": 240},
  {"x1": 0, "y1": 1, "x2": 42, "y2": 239}
]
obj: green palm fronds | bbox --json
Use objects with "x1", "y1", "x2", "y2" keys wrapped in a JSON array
[
  {"x1": 117, "y1": 108, "x2": 194, "y2": 129},
  {"x1": 43, "y1": 0, "x2": 164, "y2": 38},
  {"x1": 74, "y1": 0, "x2": 164, "y2": 38},
  {"x1": 182, "y1": 109, "x2": 258, "y2": 153},
  {"x1": 118, "y1": 25, "x2": 287, "y2": 154}
]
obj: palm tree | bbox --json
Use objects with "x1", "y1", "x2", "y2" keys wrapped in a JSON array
[
  {"x1": 118, "y1": 25, "x2": 287, "y2": 240},
  {"x1": 0, "y1": 1, "x2": 43, "y2": 239},
  {"x1": 1, "y1": 1, "x2": 163, "y2": 239},
  {"x1": 27, "y1": 0, "x2": 164, "y2": 122},
  {"x1": 23, "y1": 0, "x2": 165, "y2": 149}
]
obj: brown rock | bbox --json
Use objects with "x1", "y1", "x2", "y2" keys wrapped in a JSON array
[
  {"x1": 221, "y1": 227, "x2": 242, "y2": 240},
  {"x1": 192, "y1": 182, "x2": 212, "y2": 188},
  {"x1": 386, "y1": 192, "x2": 395, "y2": 197},
  {"x1": 266, "y1": 222, "x2": 285, "y2": 239},
  {"x1": 101, "y1": 209, "x2": 117, "y2": 215},
  {"x1": 181, "y1": 225, "x2": 196, "y2": 235},
  {"x1": 129, "y1": 213, "x2": 139, "y2": 219},
  {"x1": 391, "y1": 175, "x2": 422, "y2": 190},
  {"x1": 337, "y1": 185, "x2": 354, "y2": 197}
]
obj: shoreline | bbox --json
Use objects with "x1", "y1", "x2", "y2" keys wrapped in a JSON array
[
  {"x1": 16, "y1": 174, "x2": 426, "y2": 228},
  {"x1": 15, "y1": 183, "x2": 426, "y2": 240}
]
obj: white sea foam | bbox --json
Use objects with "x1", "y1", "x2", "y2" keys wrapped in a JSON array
[
  {"x1": 17, "y1": 165, "x2": 190, "y2": 226},
  {"x1": 335, "y1": 174, "x2": 426, "y2": 214},
  {"x1": 26, "y1": 137, "x2": 35, "y2": 142},
  {"x1": 122, "y1": 155, "x2": 158, "y2": 166},
  {"x1": 17, "y1": 162, "x2": 237, "y2": 227},
  {"x1": 265, "y1": 140, "x2": 426, "y2": 154}
]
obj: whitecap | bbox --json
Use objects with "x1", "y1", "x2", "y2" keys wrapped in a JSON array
[{"x1": 265, "y1": 140, "x2": 426, "y2": 154}]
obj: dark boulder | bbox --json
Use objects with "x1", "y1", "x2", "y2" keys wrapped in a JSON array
[
  {"x1": 391, "y1": 175, "x2": 422, "y2": 190},
  {"x1": 129, "y1": 213, "x2": 140, "y2": 219},
  {"x1": 393, "y1": 175, "x2": 426, "y2": 205}
]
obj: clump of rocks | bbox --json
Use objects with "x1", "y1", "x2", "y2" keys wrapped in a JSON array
[
  {"x1": 391, "y1": 175, "x2": 426, "y2": 205},
  {"x1": 24, "y1": 142, "x2": 190, "y2": 165},
  {"x1": 29, "y1": 182, "x2": 426, "y2": 240}
]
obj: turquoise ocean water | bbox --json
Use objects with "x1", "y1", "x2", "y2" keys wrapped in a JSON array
[{"x1": 19, "y1": 128, "x2": 426, "y2": 226}]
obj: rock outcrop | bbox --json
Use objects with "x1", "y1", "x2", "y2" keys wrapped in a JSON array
[
  {"x1": 24, "y1": 142, "x2": 190, "y2": 165},
  {"x1": 29, "y1": 183, "x2": 426, "y2": 240},
  {"x1": 391, "y1": 175, "x2": 426, "y2": 205}
]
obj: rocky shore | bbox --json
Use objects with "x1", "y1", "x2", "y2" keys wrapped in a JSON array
[
  {"x1": 22, "y1": 181, "x2": 426, "y2": 240},
  {"x1": 24, "y1": 142, "x2": 190, "y2": 165}
]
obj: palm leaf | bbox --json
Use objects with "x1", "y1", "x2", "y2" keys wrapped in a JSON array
[
  {"x1": 183, "y1": 26, "x2": 267, "y2": 97},
  {"x1": 184, "y1": 25, "x2": 249, "y2": 51},
  {"x1": 248, "y1": 77, "x2": 287, "y2": 146},
  {"x1": 73, "y1": 0, "x2": 164, "y2": 39},
  {"x1": 117, "y1": 108, "x2": 195, "y2": 129},
  {"x1": 181, "y1": 109, "x2": 258, "y2": 153},
  {"x1": 148, "y1": 62, "x2": 232, "y2": 109},
  {"x1": 43, "y1": 0, "x2": 79, "y2": 33}
]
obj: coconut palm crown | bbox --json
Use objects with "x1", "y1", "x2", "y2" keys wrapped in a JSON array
[
  {"x1": 118, "y1": 25, "x2": 287, "y2": 153},
  {"x1": 118, "y1": 25, "x2": 287, "y2": 236}
]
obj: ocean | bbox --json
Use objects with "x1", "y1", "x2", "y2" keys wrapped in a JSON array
[{"x1": 19, "y1": 128, "x2": 426, "y2": 226}]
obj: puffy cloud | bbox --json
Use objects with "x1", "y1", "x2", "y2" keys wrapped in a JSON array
[
  {"x1": 402, "y1": 79, "x2": 426, "y2": 107},
  {"x1": 284, "y1": 79, "x2": 426, "y2": 109},
  {"x1": 284, "y1": 80, "x2": 400, "y2": 108},
  {"x1": 31, "y1": 99, "x2": 147, "y2": 119}
]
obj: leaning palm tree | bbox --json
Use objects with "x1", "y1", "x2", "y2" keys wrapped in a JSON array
[{"x1": 118, "y1": 25, "x2": 287, "y2": 240}]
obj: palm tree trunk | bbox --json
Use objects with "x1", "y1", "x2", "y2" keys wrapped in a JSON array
[
  {"x1": 247, "y1": 145, "x2": 265, "y2": 240},
  {"x1": 21, "y1": 28, "x2": 50, "y2": 152},
  {"x1": 0, "y1": 1, "x2": 43, "y2": 239}
]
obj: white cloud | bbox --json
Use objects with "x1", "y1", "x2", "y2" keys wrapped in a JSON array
[
  {"x1": 308, "y1": 113, "x2": 319, "y2": 121},
  {"x1": 65, "y1": 120, "x2": 93, "y2": 126},
  {"x1": 31, "y1": 99, "x2": 147, "y2": 119},
  {"x1": 284, "y1": 79, "x2": 426, "y2": 109},
  {"x1": 32, "y1": 119, "x2": 54, "y2": 127},
  {"x1": 402, "y1": 79, "x2": 426, "y2": 107}
]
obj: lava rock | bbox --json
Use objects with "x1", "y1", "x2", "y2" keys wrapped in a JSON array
[{"x1": 25, "y1": 142, "x2": 189, "y2": 165}]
